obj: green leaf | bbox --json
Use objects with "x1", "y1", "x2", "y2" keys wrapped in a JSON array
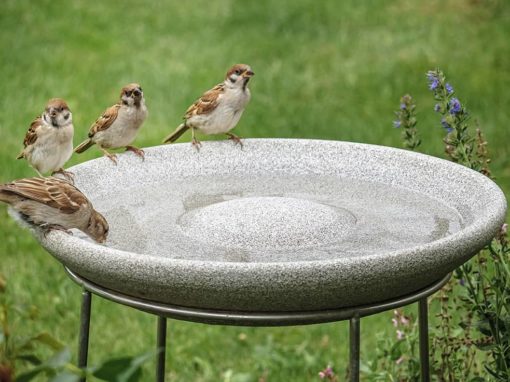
[
  {"x1": 17, "y1": 348, "x2": 73, "y2": 382},
  {"x1": 93, "y1": 351, "x2": 156, "y2": 382},
  {"x1": 49, "y1": 371, "x2": 81, "y2": 382},
  {"x1": 93, "y1": 358, "x2": 133, "y2": 380},
  {"x1": 17, "y1": 332, "x2": 64, "y2": 353},
  {"x1": 16, "y1": 354, "x2": 42, "y2": 366},
  {"x1": 16, "y1": 368, "x2": 45, "y2": 382},
  {"x1": 32, "y1": 332, "x2": 65, "y2": 351}
]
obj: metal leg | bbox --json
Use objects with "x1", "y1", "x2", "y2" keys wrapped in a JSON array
[
  {"x1": 156, "y1": 316, "x2": 167, "y2": 382},
  {"x1": 419, "y1": 298, "x2": 430, "y2": 382},
  {"x1": 349, "y1": 314, "x2": 361, "y2": 382},
  {"x1": 78, "y1": 289, "x2": 92, "y2": 382}
]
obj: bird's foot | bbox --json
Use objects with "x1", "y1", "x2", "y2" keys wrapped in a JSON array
[
  {"x1": 100, "y1": 149, "x2": 118, "y2": 165},
  {"x1": 191, "y1": 137, "x2": 202, "y2": 151},
  {"x1": 125, "y1": 145, "x2": 145, "y2": 161},
  {"x1": 226, "y1": 133, "x2": 243, "y2": 148},
  {"x1": 51, "y1": 169, "x2": 75, "y2": 183}
]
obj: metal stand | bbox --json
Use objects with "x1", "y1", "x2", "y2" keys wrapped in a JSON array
[
  {"x1": 349, "y1": 314, "x2": 361, "y2": 382},
  {"x1": 69, "y1": 267, "x2": 449, "y2": 381},
  {"x1": 78, "y1": 289, "x2": 92, "y2": 382},
  {"x1": 419, "y1": 298, "x2": 430, "y2": 382},
  {"x1": 156, "y1": 316, "x2": 167, "y2": 382}
]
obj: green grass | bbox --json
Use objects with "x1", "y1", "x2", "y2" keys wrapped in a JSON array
[{"x1": 0, "y1": 0, "x2": 509, "y2": 380}]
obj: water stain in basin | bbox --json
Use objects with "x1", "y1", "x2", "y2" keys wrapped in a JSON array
[
  {"x1": 429, "y1": 217, "x2": 452, "y2": 242},
  {"x1": 93, "y1": 175, "x2": 464, "y2": 263}
]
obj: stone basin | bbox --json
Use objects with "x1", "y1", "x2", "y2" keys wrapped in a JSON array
[{"x1": 34, "y1": 139, "x2": 506, "y2": 312}]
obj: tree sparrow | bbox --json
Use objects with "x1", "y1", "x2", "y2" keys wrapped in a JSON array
[
  {"x1": 74, "y1": 83, "x2": 148, "y2": 164},
  {"x1": 17, "y1": 99, "x2": 74, "y2": 180},
  {"x1": 0, "y1": 177, "x2": 109, "y2": 243},
  {"x1": 163, "y1": 64, "x2": 254, "y2": 149}
]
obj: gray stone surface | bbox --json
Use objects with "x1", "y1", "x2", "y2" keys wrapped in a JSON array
[{"x1": 31, "y1": 139, "x2": 507, "y2": 311}]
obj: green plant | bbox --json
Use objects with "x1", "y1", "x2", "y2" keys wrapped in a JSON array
[
  {"x1": 0, "y1": 274, "x2": 156, "y2": 382},
  {"x1": 427, "y1": 69, "x2": 509, "y2": 381},
  {"x1": 372, "y1": 69, "x2": 509, "y2": 381},
  {"x1": 361, "y1": 309, "x2": 421, "y2": 381}
]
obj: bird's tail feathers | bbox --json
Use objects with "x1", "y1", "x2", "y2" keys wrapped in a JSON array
[
  {"x1": 74, "y1": 139, "x2": 94, "y2": 153},
  {"x1": 163, "y1": 123, "x2": 189, "y2": 143}
]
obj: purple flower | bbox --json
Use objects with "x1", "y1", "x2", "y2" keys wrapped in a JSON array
[
  {"x1": 427, "y1": 72, "x2": 440, "y2": 91},
  {"x1": 449, "y1": 98, "x2": 462, "y2": 115},
  {"x1": 400, "y1": 315, "x2": 410, "y2": 326},
  {"x1": 445, "y1": 83, "x2": 454, "y2": 94},
  {"x1": 459, "y1": 279, "x2": 465, "y2": 286},
  {"x1": 426, "y1": 72, "x2": 437, "y2": 82},
  {"x1": 392, "y1": 318, "x2": 398, "y2": 327},
  {"x1": 400, "y1": 103, "x2": 407, "y2": 110},
  {"x1": 441, "y1": 118, "x2": 453, "y2": 132},
  {"x1": 396, "y1": 330, "x2": 405, "y2": 340},
  {"x1": 429, "y1": 79, "x2": 439, "y2": 91},
  {"x1": 434, "y1": 104, "x2": 441, "y2": 113},
  {"x1": 393, "y1": 120, "x2": 401, "y2": 128}
]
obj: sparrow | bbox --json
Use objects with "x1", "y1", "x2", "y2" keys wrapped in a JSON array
[
  {"x1": 17, "y1": 99, "x2": 74, "y2": 180},
  {"x1": 74, "y1": 83, "x2": 148, "y2": 164},
  {"x1": 163, "y1": 64, "x2": 254, "y2": 149},
  {"x1": 0, "y1": 177, "x2": 109, "y2": 243}
]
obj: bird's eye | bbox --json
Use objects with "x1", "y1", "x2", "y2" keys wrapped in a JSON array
[
  {"x1": 125, "y1": 91, "x2": 132, "y2": 96},
  {"x1": 58, "y1": 107, "x2": 63, "y2": 112},
  {"x1": 235, "y1": 69, "x2": 242, "y2": 75}
]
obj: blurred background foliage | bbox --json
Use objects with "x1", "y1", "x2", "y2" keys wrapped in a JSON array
[{"x1": 0, "y1": 0, "x2": 509, "y2": 380}]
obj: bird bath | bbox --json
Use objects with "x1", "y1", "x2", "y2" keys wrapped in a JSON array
[{"x1": 35, "y1": 139, "x2": 506, "y2": 312}]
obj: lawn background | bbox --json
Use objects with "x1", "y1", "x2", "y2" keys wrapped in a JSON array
[{"x1": 0, "y1": 0, "x2": 509, "y2": 380}]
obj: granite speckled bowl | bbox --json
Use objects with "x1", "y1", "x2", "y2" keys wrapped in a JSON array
[{"x1": 34, "y1": 139, "x2": 506, "y2": 312}]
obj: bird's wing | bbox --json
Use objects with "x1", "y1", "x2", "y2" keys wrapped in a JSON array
[
  {"x1": 184, "y1": 83, "x2": 225, "y2": 119},
  {"x1": 22, "y1": 116, "x2": 44, "y2": 147},
  {"x1": 0, "y1": 177, "x2": 89, "y2": 214},
  {"x1": 88, "y1": 104, "x2": 121, "y2": 137}
]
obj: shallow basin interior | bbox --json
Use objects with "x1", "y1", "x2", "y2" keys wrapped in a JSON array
[{"x1": 83, "y1": 174, "x2": 463, "y2": 263}]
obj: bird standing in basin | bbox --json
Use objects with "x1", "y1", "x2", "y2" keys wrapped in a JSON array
[
  {"x1": 0, "y1": 177, "x2": 109, "y2": 243},
  {"x1": 163, "y1": 64, "x2": 254, "y2": 149},
  {"x1": 74, "y1": 83, "x2": 147, "y2": 164},
  {"x1": 17, "y1": 98, "x2": 74, "y2": 180}
]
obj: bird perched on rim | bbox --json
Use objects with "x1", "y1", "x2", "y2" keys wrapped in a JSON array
[
  {"x1": 17, "y1": 98, "x2": 74, "y2": 181},
  {"x1": 0, "y1": 177, "x2": 109, "y2": 243},
  {"x1": 163, "y1": 64, "x2": 254, "y2": 149},
  {"x1": 74, "y1": 83, "x2": 147, "y2": 164}
]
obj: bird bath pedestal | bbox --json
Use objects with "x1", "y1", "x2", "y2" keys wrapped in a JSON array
[{"x1": 33, "y1": 139, "x2": 506, "y2": 381}]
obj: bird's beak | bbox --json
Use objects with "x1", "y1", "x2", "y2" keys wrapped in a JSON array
[
  {"x1": 50, "y1": 115, "x2": 59, "y2": 127},
  {"x1": 242, "y1": 70, "x2": 255, "y2": 78}
]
